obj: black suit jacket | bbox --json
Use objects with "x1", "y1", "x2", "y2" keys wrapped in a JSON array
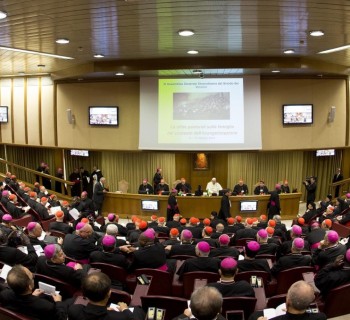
[
  {"x1": 6, "y1": 201, "x2": 24, "y2": 219},
  {"x1": 68, "y1": 303, "x2": 134, "y2": 320},
  {"x1": 93, "y1": 182, "x2": 105, "y2": 205},
  {"x1": 218, "y1": 195, "x2": 231, "y2": 220},
  {"x1": 63, "y1": 234, "x2": 98, "y2": 260}
]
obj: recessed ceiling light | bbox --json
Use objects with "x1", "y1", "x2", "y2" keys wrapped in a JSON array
[
  {"x1": 115, "y1": 72, "x2": 124, "y2": 76},
  {"x1": 192, "y1": 69, "x2": 202, "y2": 74},
  {"x1": 0, "y1": 46, "x2": 74, "y2": 59},
  {"x1": 272, "y1": 70, "x2": 280, "y2": 73},
  {"x1": 18, "y1": 72, "x2": 25, "y2": 76},
  {"x1": 187, "y1": 50, "x2": 198, "y2": 54},
  {"x1": 56, "y1": 38, "x2": 70, "y2": 44},
  {"x1": 284, "y1": 49, "x2": 295, "y2": 54},
  {"x1": 178, "y1": 30, "x2": 195, "y2": 37},
  {"x1": 318, "y1": 44, "x2": 350, "y2": 54},
  {"x1": 0, "y1": 11, "x2": 7, "y2": 19},
  {"x1": 94, "y1": 54, "x2": 104, "y2": 58},
  {"x1": 309, "y1": 30, "x2": 324, "y2": 37}
]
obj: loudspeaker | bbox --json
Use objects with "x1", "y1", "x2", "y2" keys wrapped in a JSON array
[
  {"x1": 67, "y1": 109, "x2": 73, "y2": 124},
  {"x1": 328, "y1": 106, "x2": 336, "y2": 123}
]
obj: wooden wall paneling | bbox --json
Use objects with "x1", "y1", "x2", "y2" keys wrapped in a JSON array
[
  {"x1": 175, "y1": 153, "x2": 191, "y2": 186},
  {"x1": 13, "y1": 78, "x2": 25, "y2": 145},
  {"x1": 26, "y1": 78, "x2": 40, "y2": 146}
]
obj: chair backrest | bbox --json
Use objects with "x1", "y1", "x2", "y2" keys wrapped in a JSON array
[
  {"x1": 172, "y1": 180, "x2": 181, "y2": 189},
  {"x1": 141, "y1": 295, "x2": 188, "y2": 320},
  {"x1": 276, "y1": 266, "x2": 315, "y2": 294},
  {"x1": 108, "y1": 288, "x2": 132, "y2": 305},
  {"x1": 171, "y1": 255, "x2": 195, "y2": 260},
  {"x1": 182, "y1": 271, "x2": 220, "y2": 299},
  {"x1": 135, "y1": 268, "x2": 173, "y2": 296},
  {"x1": 323, "y1": 282, "x2": 350, "y2": 318},
  {"x1": 11, "y1": 214, "x2": 32, "y2": 228},
  {"x1": 49, "y1": 229, "x2": 66, "y2": 239},
  {"x1": 235, "y1": 238, "x2": 254, "y2": 246},
  {"x1": 332, "y1": 222, "x2": 350, "y2": 238},
  {"x1": 266, "y1": 294, "x2": 287, "y2": 309},
  {"x1": 0, "y1": 306, "x2": 33, "y2": 320},
  {"x1": 222, "y1": 297, "x2": 257, "y2": 320},
  {"x1": 90, "y1": 262, "x2": 128, "y2": 285},
  {"x1": 235, "y1": 270, "x2": 271, "y2": 286},
  {"x1": 118, "y1": 180, "x2": 129, "y2": 193},
  {"x1": 255, "y1": 254, "x2": 276, "y2": 263},
  {"x1": 34, "y1": 273, "x2": 78, "y2": 299},
  {"x1": 41, "y1": 216, "x2": 56, "y2": 231}
]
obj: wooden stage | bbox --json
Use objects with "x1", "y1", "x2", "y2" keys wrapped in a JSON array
[{"x1": 102, "y1": 192, "x2": 302, "y2": 220}]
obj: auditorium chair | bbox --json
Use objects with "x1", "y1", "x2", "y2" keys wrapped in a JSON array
[
  {"x1": 108, "y1": 288, "x2": 132, "y2": 305},
  {"x1": 222, "y1": 297, "x2": 257, "y2": 320},
  {"x1": 11, "y1": 215, "x2": 32, "y2": 228},
  {"x1": 49, "y1": 229, "x2": 66, "y2": 239},
  {"x1": 182, "y1": 271, "x2": 220, "y2": 299},
  {"x1": 117, "y1": 180, "x2": 129, "y2": 193},
  {"x1": 135, "y1": 268, "x2": 173, "y2": 296},
  {"x1": 275, "y1": 266, "x2": 315, "y2": 295},
  {"x1": 41, "y1": 216, "x2": 56, "y2": 231},
  {"x1": 321, "y1": 282, "x2": 350, "y2": 318},
  {"x1": 0, "y1": 306, "x2": 32, "y2": 320},
  {"x1": 141, "y1": 295, "x2": 188, "y2": 320},
  {"x1": 255, "y1": 254, "x2": 276, "y2": 263},
  {"x1": 266, "y1": 294, "x2": 287, "y2": 309},
  {"x1": 235, "y1": 270, "x2": 271, "y2": 287},
  {"x1": 235, "y1": 238, "x2": 255, "y2": 246},
  {"x1": 170, "y1": 255, "x2": 195, "y2": 260}
]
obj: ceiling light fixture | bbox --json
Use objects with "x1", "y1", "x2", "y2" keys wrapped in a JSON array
[
  {"x1": 56, "y1": 38, "x2": 70, "y2": 44},
  {"x1": 271, "y1": 70, "x2": 280, "y2": 73},
  {"x1": 115, "y1": 72, "x2": 124, "y2": 76},
  {"x1": 0, "y1": 11, "x2": 7, "y2": 19},
  {"x1": 178, "y1": 29, "x2": 195, "y2": 37},
  {"x1": 309, "y1": 30, "x2": 324, "y2": 37},
  {"x1": 94, "y1": 54, "x2": 104, "y2": 58},
  {"x1": 318, "y1": 44, "x2": 350, "y2": 54},
  {"x1": 283, "y1": 49, "x2": 295, "y2": 54},
  {"x1": 0, "y1": 46, "x2": 74, "y2": 59},
  {"x1": 187, "y1": 50, "x2": 198, "y2": 54},
  {"x1": 192, "y1": 69, "x2": 202, "y2": 74}
]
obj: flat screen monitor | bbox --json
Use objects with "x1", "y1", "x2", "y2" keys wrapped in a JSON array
[
  {"x1": 0, "y1": 106, "x2": 8, "y2": 123},
  {"x1": 240, "y1": 200, "x2": 258, "y2": 212},
  {"x1": 316, "y1": 149, "x2": 335, "y2": 156},
  {"x1": 70, "y1": 149, "x2": 89, "y2": 157},
  {"x1": 283, "y1": 104, "x2": 313, "y2": 125},
  {"x1": 89, "y1": 106, "x2": 119, "y2": 126},
  {"x1": 141, "y1": 200, "x2": 159, "y2": 211}
]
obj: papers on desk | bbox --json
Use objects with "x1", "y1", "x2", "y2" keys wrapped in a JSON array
[
  {"x1": 33, "y1": 244, "x2": 44, "y2": 256},
  {"x1": 38, "y1": 281, "x2": 59, "y2": 295},
  {"x1": 109, "y1": 303, "x2": 134, "y2": 313},
  {"x1": 50, "y1": 206, "x2": 62, "y2": 215},
  {"x1": 94, "y1": 221, "x2": 101, "y2": 229},
  {"x1": 263, "y1": 303, "x2": 286, "y2": 319},
  {"x1": 17, "y1": 246, "x2": 28, "y2": 255},
  {"x1": 69, "y1": 208, "x2": 80, "y2": 220},
  {"x1": 38, "y1": 230, "x2": 46, "y2": 241},
  {"x1": 117, "y1": 236, "x2": 126, "y2": 241},
  {"x1": 0, "y1": 264, "x2": 12, "y2": 280},
  {"x1": 238, "y1": 254, "x2": 244, "y2": 261}
]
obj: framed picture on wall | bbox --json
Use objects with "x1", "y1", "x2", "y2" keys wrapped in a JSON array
[{"x1": 194, "y1": 153, "x2": 209, "y2": 170}]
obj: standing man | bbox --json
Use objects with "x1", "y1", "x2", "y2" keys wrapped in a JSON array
[
  {"x1": 79, "y1": 167, "x2": 90, "y2": 193},
  {"x1": 153, "y1": 168, "x2": 163, "y2": 194},
  {"x1": 69, "y1": 168, "x2": 81, "y2": 197},
  {"x1": 332, "y1": 168, "x2": 343, "y2": 197},
  {"x1": 303, "y1": 176, "x2": 317, "y2": 206},
  {"x1": 55, "y1": 168, "x2": 66, "y2": 194},
  {"x1": 218, "y1": 189, "x2": 232, "y2": 221},
  {"x1": 93, "y1": 177, "x2": 108, "y2": 215}
]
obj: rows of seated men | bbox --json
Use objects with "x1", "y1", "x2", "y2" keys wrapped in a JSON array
[{"x1": 0, "y1": 209, "x2": 348, "y2": 319}]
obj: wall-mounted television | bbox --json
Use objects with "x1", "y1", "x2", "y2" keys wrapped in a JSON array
[
  {"x1": 283, "y1": 104, "x2": 313, "y2": 125},
  {"x1": 70, "y1": 150, "x2": 89, "y2": 157},
  {"x1": 89, "y1": 106, "x2": 119, "y2": 126},
  {"x1": 141, "y1": 200, "x2": 159, "y2": 211},
  {"x1": 240, "y1": 200, "x2": 258, "y2": 212},
  {"x1": 316, "y1": 149, "x2": 335, "y2": 157},
  {"x1": 0, "y1": 106, "x2": 8, "y2": 123}
]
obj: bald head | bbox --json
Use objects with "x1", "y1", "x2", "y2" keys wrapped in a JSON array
[
  {"x1": 106, "y1": 224, "x2": 118, "y2": 236},
  {"x1": 78, "y1": 223, "x2": 93, "y2": 238},
  {"x1": 287, "y1": 281, "x2": 315, "y2": 312},
  {"x1": 190, "y1": 286, "x2": 223, "y2": 320}
]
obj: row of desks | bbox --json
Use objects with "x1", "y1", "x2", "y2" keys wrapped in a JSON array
[{"x1": 103, "y1": 192, "x2": 302, "y2": 220}]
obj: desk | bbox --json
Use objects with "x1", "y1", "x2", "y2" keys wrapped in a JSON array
[{"x1": 103, "y1": 193, "x2": 302, "y2": 220}]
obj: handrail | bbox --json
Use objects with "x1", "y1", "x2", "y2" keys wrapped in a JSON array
[
  {"x1": 330, "y1": 178, "x2": 350, "y2": 187},
  {"x1": 0, "y1": 158, "x2": 74, "y2": 197},
  {"x1": 329, "y1": 178, "x2": 350, "y2": 198}
]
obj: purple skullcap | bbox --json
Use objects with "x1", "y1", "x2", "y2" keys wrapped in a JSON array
[
  {"x1": 172, "y1": 189, "x2": 177, "y2": 193},
  {"x1": 257, "y1": 229, "x2": 268, "y2": 239},
  {"x1": 327, "y1": 230, "x2": 339, "y2": 243},
  {"x1": 66, "y1": 262, "x2": 77, "y2": 269},
  {"x1": 143, "y1": 228, "x2": 155, "y2": 240},
  {"x1": 2, "y1": 214, "x2": 12, "y2": 222},
  {"x1": 44, "y1": 244, "x2": 60, "y2": 259},
  {"x1": 219, "y1": 234, "x2": 230, "y2": 245},
  {"x1": 275, "y1": 184, "x2": 281, "y2": 190},
  {"x1": 346, "y1": 193, "x2": 350, "y2": 199},
  {"x1": 346, "y1": 249, "x2": 350, "y2": 262},
  {"x1": 107, "y1": 213, "x2": 115, "y2": 222},
  {"x1": 293, "y1": 238, "x2": 304, "y2": 250},
  {"x1": 247, "y1": 241, "x2": 260, "y2": 252},
  {"x1": 2, "y1": 190, "x2": 8, "y2": 197},
  {"x1": 182, "y1": 229, "x2": 192, "y2": 240},
  {"x1": 197, "y1": 241, "x2": 210, "y2": 253},
  {"x1": 76, "y1": 222, "x2": 85, "y2": 230},
  {"x1": 102, "y1": 235, "x2": 116, "y2": 246},
  {"x1": 221, "y1": 257, "x2": 237, "y2": 269},
  {"x1": 27, "y1": 222, "x2": 37, "y2": 231},
  {"x1": 292, "y1": 225, "x2": 302, "y2": 236},
  {"x1": 311, "y1": 222, "x2": 319, "y2": 229}
]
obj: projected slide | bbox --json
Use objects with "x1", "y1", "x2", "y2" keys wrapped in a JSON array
[
  {"x1": 158, "y1": 79, "x2": 244, "y2": 144},
  {"x1": 139, "y1": 76, "x2": 261, "y2": 150}
]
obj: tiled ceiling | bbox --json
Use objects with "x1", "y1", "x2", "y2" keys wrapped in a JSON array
[{"x1": 0, "y1": 0, "x2": 349, "y2": 80}]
